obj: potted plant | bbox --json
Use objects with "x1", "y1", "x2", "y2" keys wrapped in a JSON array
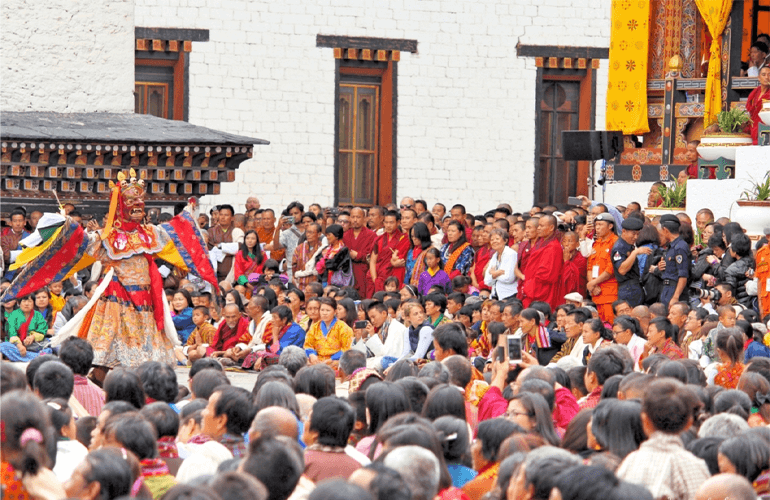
[
  {"x1": 697, "y1": 108, "x2": 753, "y2": 161},
  {"x1": 646, "y1": 175, "x2": 686, "y2": 218},
  {"x1": 734, "y1": 171, "x2": 770, "y2": 236}
]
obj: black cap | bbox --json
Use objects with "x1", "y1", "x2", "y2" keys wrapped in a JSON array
[
  {"x1": 660, "y1": 214, "x2": 681, "y2": 227},
  {"x1": 621, "y1": 218, "x2": 644, "y2": 231}
]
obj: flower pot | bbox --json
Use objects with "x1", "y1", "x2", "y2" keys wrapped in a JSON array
[
  {"x1": 760, "y1": 101, "x2": 770, "y2": 126},
  {"x1": 645, "y1": 207, "x2": 683, "y2": 219},
  {"x1": 734, "y1": 200, "x2": 770, "y2": 236},
  {"x1": 697, "y1": 133, "x2": 753, "y2": 161}
]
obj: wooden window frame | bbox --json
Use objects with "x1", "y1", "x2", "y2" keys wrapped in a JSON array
[
  {"x1": 334, "y1": 61, "x2": 397, "y2": 207},
  {"x1": 135, "y1": 52, "x2": 187, "y2": 121}
]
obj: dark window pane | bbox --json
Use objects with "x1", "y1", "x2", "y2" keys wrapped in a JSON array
[
  {"x1": 338, "y1": 152, "x2": 352, "y2": 203},
  {"x1": 339, "y1": 87, "x2": 354, "y2": 151},
  {"x1": 355, "y1": 153, "x2": 375, "y2": 204},
  {"x1": 147, "y1": 85, "x2": 167, "y2": 118}
]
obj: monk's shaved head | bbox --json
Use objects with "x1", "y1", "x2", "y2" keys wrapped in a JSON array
[{"x1": 250, "y1": 406, "x2": 299, "y2": 441}]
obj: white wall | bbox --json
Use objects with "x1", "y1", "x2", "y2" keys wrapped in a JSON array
[
  {"x1": 1, "y1": 0, "x2": 135, "y2": 113},
  {"x1": 134, "y1": 0, "x2": 611, "y2": 214}
]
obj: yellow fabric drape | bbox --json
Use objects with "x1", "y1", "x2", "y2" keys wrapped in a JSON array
[
  {"x1": 696, "y1": 0, "x2": 734, "y2": 127},
  {"x1": 606, "y1": 0, "x2": 651, "y2": 135}
]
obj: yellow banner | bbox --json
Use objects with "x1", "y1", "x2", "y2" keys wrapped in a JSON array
[
  {"x1": 696, "y1": 0, "x2": 734, "y2": 127},
  {"x1": 606, "y1": 0, "x2": 651, "y2": 135}
]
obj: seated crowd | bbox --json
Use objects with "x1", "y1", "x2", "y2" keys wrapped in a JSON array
[{"x1": 1, "y1": 193, "x2": 770, "y2": 500}]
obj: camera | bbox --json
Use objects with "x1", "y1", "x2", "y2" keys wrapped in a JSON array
[{"x1": 693, "y1": 287, "x2": 721, "y2": 303}]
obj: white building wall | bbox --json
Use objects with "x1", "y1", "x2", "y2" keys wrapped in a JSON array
[
  {"x1": 1, "y1": 0, "x2": 135, "y2": 113},
  {"x1": 134, "y1": 0, "x2": 611, "y2": 214}
]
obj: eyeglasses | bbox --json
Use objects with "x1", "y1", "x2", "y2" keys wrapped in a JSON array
[
  {"x1": 505, "y1": 410, "x2": 531, "y2": 418},
  {"x1": 400, "y1": 204, "x2": 413, "y2": 209}
]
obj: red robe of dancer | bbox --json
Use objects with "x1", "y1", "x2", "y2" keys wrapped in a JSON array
[
  {"x1": 343, "y1": 226, "x2": 377, "y2": 298},
  {"x1": 372, "y1": 230, "x2": 410, "y2": 292},
  {"x1": 522, "y1": 235, "x2": 563, "y2": 311}
]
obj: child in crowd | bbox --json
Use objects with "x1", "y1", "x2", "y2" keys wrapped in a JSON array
[
  {"x1": 418, "y1": 248, "x2": 452, "y2": 296},
  {"x1": 175, "y1": 305, "x2": 218, "y2": 365},
  {"x1": 384, "y1": 276, "x2": 400, "y2": 293},
  {"x1": 48, "y1": 281, "x2": 65, "y2": 315}
]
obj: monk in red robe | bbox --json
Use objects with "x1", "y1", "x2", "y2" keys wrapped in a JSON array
[
  {"x1": 343, "y1": 208, "x2": 376, "y2": 298},
  {"x1": 560, "y1": 232, "x2": 587, "y2": 298},
  {"x1": 516, "y1": 217, "x2": 539, "y2": 303},
  {"x1": 747, "y1": 66, "x2": 770, "y2": 145},
  {"x1": 208, "y1": 304, "x2": 252, "y2": 361},
  {"x1": 471, "y1": 226, "x2": 492, "y2": 292},
  {"x1": 370, "y1": 211, "x2": 410, "y2": 292},
  {"x1": 522, "y1": 216, "x2": 563, "y2": 311}
]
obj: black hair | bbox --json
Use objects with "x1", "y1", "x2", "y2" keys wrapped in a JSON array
[
  {"x1": 476, "y1": 418, "x2": 522, "y2": 462},
  {"x1": 568, "y1": 366, "x2": 588, "y2": 397},
  {"x1": 567, "y1": 308, "x2": 589, "y2": 325},
  {"x1": 519, "y1": 379, "x2": 555, "y2": 411},
  {"x1": 433, "y1": 415, "x2": 472, "y2": 468},
  {"x1": 339, "y1": 350, "x2": 366, "y2": 379},
  {"x1": 80, "y1": 448, "x2": 134, "y2": 500},
  {"x1": 190, "y1": 357, "x2": 225, "y2": 379},
  {"x1": 44, "y1": 398, "x2": 73, "y2": 440},
  {"x1": 286, "y1": 201, "x2": 305, "y2": 214},
  {"x1": 716, "y1": 327, "x2": 744, "y2": 365},
  {"x1": 34, "y1": 361, "x2": 74, "y2": 400},
  {"x1": 714, "y1": 389, "x2": 752, "y2": 420},
  {"x1": 432, "y1": 323, "x2": 469, "y2": 357},
  {"x1": 139, "y1": 401, "x2": 180, "y2": 438},
  {"x1": 410, "y1": 222, "x2": 432, "y2": 251},
  {"x1": 309, "y1": 397, "x2": 356, "y2": 447},
  {"x1": 191, "y1": 369, "x2": 231, "y2": 400},
  {"x1": 136, "y1": 361, "x2": 178, "y2": 403},
  {"x1": 650, "y1": 317, "x2": 678, "y2": 342},
  {"x1": 551, "y1": 465, "x2": 654, "y2": 500},
  {"x1": 719, "y1": 436, "x2": 770, "y2": 482},
  {"x1": 654, "y1": 361, "x2": 689, "y2": 384},
  {"x1": 208, "y1": 471, "x2": 268, "y2": 500},
  {"x1": 59, "y1": 337, "x2": 94, "y2": 376},
  {"x1": 587, "y1": 348, "x2": 626, "y2": 385},
  {"x1": 584, "y1": 318, "x2": 614, "y2": 342},
  {"x1": 108, "y1": 413, "x2": 157, "y2": 460},
  {"x1": 242, "y1": 435, "x2": 304, "y2": 500},
  {"x1": 686, "y1": 437, "x2": 725, "y2": 475},
  {"x1": 324, "y1": 223, "x2": 344, "y2": 240},
  {"x1": 642, "y1": 379, "x2": 698, "y2": 433},
  {"x1": 393, "y1": 377, "x2": 430, "y2": 415},
  {"x1": 422, "y1": 384, "x2": 466, "y2": 421},
  {"x1": 240, "y1": 229, "x2": 264, "y2": 264},
  {"x1": 561, "y1": 408, "x2": 592, "y2": 454},
  {"x1": 591, "y1": 399, "x2": 644, "y2": 459},
  {"x1": 445, "y1": 220, "x2": 468, "y2": 254},
  {"x1": 272, "y1": 304, "x2": 294, "y2": 324},
  {"x1": 510, "y1": 392, "x2": 560, "y2": 446},
  {"x1": 1, "y1": 362, "x2": 28, "y2": 395},
  {"x1": 336, "y1": 297, "x2": 358, "y2": 327},
  {"x1": 213, "y1": 386, "x2": 255, "y2": 435},
  {"x1": 365, "y1": 381, "x2": 411, "y2": 434},
  {"x1": 25, "y1": 354, "x2": 58, "y2": 389},
  {"x1": 294, "y1": 364, "x2": 336, "y2": 400},
  {"x1": 708, "y1": 233, "x2": 727, "y2": 250},
  {"x1": 424, "y1": 293, "x2": 447, "y2": 314},
  {"x1": 730, "y1": 233, "x2": 752, "y2": 258},
  {"x1": 253, "y1": 381, "x2": 300, "y2": 419}
]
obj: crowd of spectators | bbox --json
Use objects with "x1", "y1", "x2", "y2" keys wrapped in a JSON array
[{"x1": 1, "y1": 192, "x2": 770, "y2": 500}]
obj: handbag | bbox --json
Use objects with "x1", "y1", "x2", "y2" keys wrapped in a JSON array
[{"x1": 330, "y1": 258, "x2": 355, "y2": 287}]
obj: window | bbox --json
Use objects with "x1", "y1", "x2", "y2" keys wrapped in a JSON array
[
  {"x1": 134, "y1": 28, "x2": 210, "y2": 121},
  {"x1": 318, "y1": 35, "x2": 418, "y2": 207}
]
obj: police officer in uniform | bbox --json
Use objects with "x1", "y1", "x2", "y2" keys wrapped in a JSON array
[
  {"x1": 612, "y1": 217, "x2": 650, "y2": 307},
  {"x1": 658, "y1": 214, "x2": 691, "y2": 306}
]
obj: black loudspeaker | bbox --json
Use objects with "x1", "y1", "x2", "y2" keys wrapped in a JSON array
[{"x1": 562, "y1": 131, "x2": 624, "y2": 161}]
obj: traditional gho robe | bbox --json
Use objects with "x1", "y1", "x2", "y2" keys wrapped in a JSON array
[
  {"x1": 372, "y1": 230, "x2": 410, "y2": 292},
  {"x1": 208, "y1": 224, "x2": 244, "y2": 282},
  {"x1": 522, "y1": 234, "x2": 563, "y2": 311},
  {"x1": 746, "y1": 84, "x2": 770, "y2": 145},
  {"x1": 560, "y1": 251, "x2": 588, "y2": 298},
  {"x1": 343, "y1": 227, "x2": 376, "y2": 298}
]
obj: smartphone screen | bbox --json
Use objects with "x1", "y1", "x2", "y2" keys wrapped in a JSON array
[
  {"x1": 507, "y1": 335, "x2": 522, "y2": 363},
  {"x1": 567, "y1": 196, "x2": 582, "y2": 206},
  {"x1": 495, "y1": 346, "x2": 505, "y2": 362}
]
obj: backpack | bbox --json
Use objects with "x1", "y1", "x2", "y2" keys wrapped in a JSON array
[{"x1": 641, "y1": 247, "x2": 665, "y2": 305}]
